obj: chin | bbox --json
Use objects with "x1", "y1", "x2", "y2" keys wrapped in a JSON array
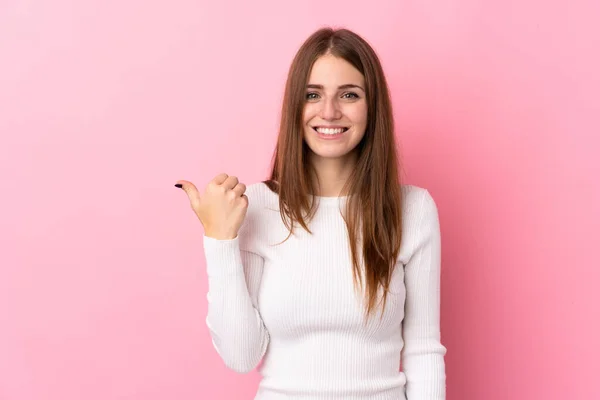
[{"x1": 309, "y1": 148, "x2": 355, "y2": 160}]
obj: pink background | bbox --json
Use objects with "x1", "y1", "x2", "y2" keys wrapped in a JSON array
[{"x1": 1, "y1": 1, "x2": 599, "y2": 399}]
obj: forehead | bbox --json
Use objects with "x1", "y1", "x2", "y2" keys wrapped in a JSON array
[{"x1": 307, "y1": 54, "x2": 364, "y2": 87}]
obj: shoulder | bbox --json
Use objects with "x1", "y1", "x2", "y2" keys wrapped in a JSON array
[
  {"x1": 244, "y1": 181, "x2": 279, "y2": 210},
  {"x1": 239, "y1": 182, "x2": 279, "y2": 252},
  {"x1": 245, "y1": 181, "x2": 274, "y2": 196},
  {"x1": 398, "y1": 184, "x2": 441, "y2": 262},
  {"x1": 401, "y1": 184, "x2": 438, "y2": 218},
  {"x1": 238, "y1": 182, "x2": 278, "y2": 243}
]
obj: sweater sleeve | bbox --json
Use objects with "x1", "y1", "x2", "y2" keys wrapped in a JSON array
[
  {"x1": 401, "y1": 190, "x2": 447, "y2": 399},
  {"x1": 203, "y1": 235, "x2": 270, "y2": 373}
]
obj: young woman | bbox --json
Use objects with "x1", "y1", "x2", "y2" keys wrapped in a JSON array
[{"x1": 176, "y1": 27, "x2": 447, "y2": 400}]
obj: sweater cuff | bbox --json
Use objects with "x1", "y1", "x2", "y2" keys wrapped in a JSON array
[{"x1": 202, "y1": 235, "x2": 245, "y2": 277}]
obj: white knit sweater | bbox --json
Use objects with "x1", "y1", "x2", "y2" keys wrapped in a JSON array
[{"x1": 203, "y1": 182, "x2": 447, "y2": 399}]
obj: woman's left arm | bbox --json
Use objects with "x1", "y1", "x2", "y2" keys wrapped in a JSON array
[{"x1": 401, "y1": 189, "x2": 447, "y2": 399}]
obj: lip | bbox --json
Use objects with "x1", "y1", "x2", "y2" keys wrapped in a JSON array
[
  {"x1": 312, "y1": 125, "x2": 349, "y2": 129},
  {"x1": 312, "y1": 126, "x2": 348, "y2": 140}
]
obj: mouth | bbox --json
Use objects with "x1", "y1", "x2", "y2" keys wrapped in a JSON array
[{"x1": 311, "y1": 126, "x2": 350, "y2": 136}]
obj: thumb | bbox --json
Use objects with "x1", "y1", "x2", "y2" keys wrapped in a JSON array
[{"x1": 175, "y1": 180, "x2": 201, "y2": 207}]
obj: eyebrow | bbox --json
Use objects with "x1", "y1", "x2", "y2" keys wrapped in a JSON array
[{"x1": 306, "y1": 84, "x2": 365, "y2": 91}]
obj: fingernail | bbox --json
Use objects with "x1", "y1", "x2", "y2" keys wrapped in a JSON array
[{"x1": 174, "y1": 184, "x2": 182, "y2": 188}]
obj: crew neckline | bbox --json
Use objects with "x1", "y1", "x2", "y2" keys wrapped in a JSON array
[{"x1": 261, "y1": 182, "x2": 351, "y2": 206}]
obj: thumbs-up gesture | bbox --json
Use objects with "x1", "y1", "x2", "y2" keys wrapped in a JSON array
[{"x1": 175, "y1": 173, "x2": 249, "y2": 240}]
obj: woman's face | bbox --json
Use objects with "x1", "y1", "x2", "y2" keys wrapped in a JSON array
[{"x1": 302, "y1": 54, "x2": 368, "y2": 162}]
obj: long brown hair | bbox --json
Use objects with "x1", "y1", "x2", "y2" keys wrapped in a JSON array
[{"x1": 264, "y1": 27, "x2": 404, "y2": 322}]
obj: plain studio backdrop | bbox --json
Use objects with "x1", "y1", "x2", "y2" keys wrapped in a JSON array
[{"x1": 1, "y1": 1, "x2": 598, "y2": 399}]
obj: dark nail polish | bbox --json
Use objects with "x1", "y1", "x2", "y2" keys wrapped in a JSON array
[{"x1": 174, "y1": 184, "x2": 182, "y2": 188}]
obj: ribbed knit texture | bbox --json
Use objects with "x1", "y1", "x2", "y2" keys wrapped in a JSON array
[{"x1": 203, "y1": 182, "x2": 446, "y2": 400}]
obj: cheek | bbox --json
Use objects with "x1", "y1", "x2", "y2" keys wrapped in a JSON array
[
  {"x1": 348, "y1": 104, "x2": 368, "y2": 126},
  {"x1": 303, "y1": 104, "x2": 317, "y2": 124}
]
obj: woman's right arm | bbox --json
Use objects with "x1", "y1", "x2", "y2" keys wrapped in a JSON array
[{"x1": 203, "y1": 235, "x2": 269, "y2": 374}]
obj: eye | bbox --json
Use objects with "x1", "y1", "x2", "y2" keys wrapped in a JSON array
[
  {"x1": 306, "y1": 92, "x2": 320, "y2": 100},
  {"x1": 342, "y1": 92, "x2": 359, "y2": 99}
]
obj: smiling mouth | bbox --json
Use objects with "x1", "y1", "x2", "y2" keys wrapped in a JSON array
[{"x1": 312, "y1": 127, "x2": 350, "y2": 135}]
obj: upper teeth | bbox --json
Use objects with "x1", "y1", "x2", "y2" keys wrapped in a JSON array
[{"x1": 316, "y1": 127, "x2": 345, "y2": 135}]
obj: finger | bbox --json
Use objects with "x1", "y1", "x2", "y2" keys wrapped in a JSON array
[
  {"x1": 222, "y1": 175, "x2": 239, "y2": 190},
  {"x1": 174, "y1": 180, "x2": 201, "y2": 205},
  {"x1": 231, "y1": 182, "x2": 246, "y2": 197},
  {"x1": 212, "y1": 173, "x2": 229, "y2": 185}
]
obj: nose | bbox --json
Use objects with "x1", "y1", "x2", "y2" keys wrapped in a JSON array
[{"x1": 319, "y1": 97, "x2": 342, "y2": 121}]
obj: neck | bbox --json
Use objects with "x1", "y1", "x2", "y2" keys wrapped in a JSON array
[{"x1": 308, "y1": 152, "x2": 357, "y2": 197}]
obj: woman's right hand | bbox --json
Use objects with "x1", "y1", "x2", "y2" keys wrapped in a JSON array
[{"x1": 175, "y1": 173, "x2": 249, "y2": 240}]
